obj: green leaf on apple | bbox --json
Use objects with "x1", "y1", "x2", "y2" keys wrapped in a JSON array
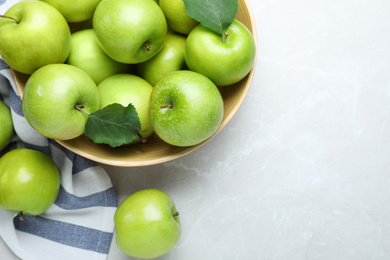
[
  {"x1": 84, "y1": 103, "x2": 142, "y2": 147},
  {"x1": 182, "y1": 0, "x2": 238, "y2": 38}
]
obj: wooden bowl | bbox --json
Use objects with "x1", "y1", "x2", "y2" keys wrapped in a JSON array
[{"x1": 12, "y1": 0, "x2": 258, "y2": 167}]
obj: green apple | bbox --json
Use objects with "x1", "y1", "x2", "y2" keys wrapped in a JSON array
[
  {"x1": 114, "y1": 189, "x2": 181, "y2": 259},
  {"x1": 150, "y1": 70, "x2": 223, "y2": 147},
  {"x1": 41, "y1": 0, "x2": 101, "y2": 23},
  {"x1": 185, "y1": 19, "x2": 256, "y2": 86},
  {"x1": 159, "y1": 0, "x2": 199, "y2": 35},
  {"x1": 0, "y1": 100, "x2": 14, "y2": 152},
  {"x1": 93, "y1": 0, "x2": 167, "y2": 64},
  {"x1": 0, "y1": 1, "x2": 71, "y2": 75},
  {"x1": 137, "y1": 31, "x2": 187, "y2": 86},
  {"x1": 22, "y1": 64, "x2": 100, "y2": 140},
  {"x1": 66, "y1": 29, "x2": 130, "y2": 85},
  {"x1": 0, "y1": 148, "x2": 60, "y2": 220},
  {"x1": 98, "y1": 74, "x2": 154, "y2": 144}
]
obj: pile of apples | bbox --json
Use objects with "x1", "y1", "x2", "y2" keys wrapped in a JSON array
[
  {"x1": 0, "y1": 0, "x2": 256, "y2": 258},
  {"x1": 0, "y1": 0, "x2": 256, "y2": 148}
]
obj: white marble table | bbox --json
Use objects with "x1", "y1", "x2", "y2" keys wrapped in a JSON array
[{"x1": 3, "y1": 0, "x2": 390, "y2": 259}]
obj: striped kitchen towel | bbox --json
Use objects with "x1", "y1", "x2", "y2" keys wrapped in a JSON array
[{"x1": 0, "y1": 1, "x2": 118, "y2": 259}]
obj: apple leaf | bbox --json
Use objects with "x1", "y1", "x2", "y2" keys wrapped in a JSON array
[
  {"x1": 85, "y1": 103, "x2": 141, "y2": 147},
  {"x1": 182, "y1": 0, "x2": 239, "y2": 35}
]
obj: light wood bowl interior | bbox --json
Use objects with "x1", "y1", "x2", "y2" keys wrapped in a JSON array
[{"x1": 12, "y1": 0, "x2": 258, "y2": 167}]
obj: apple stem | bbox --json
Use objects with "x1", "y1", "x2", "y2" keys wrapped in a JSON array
[
  {"x1": 160, "y1": 103, "x2": 174, "y2": 109},
  {"x1": 0, "y1": 15, "x2": 20, "y2": 24},
  {"x1": 222, "y1": 31, "x2": 230, "y2": 43},
  {"x1": 19, "y1": 211, "x2": 24, "y2": 221},
  {"x1": 172, "y1": 211, "x2": 179, "y2": 217},
  {"x1": 74, "y1": 105, "x2": 90, "y2": 115},
  {"x1": 137, "y1": 132, "x2": 147, "y2": 143},
  {"x1": 143, "y1": 43, "x2": 151, "y2": 51}
]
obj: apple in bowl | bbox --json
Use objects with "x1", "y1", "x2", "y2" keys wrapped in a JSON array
[{"x1": 0, "y1": 100, "x2": 14, "y2": 152}]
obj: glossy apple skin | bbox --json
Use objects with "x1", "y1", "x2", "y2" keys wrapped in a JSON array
[
  {"x1": 41, "y1": 0, "x2": 101, "y2": 23},
  {"x1": 114, "y1": 189, "x2": 181, "y2": 259},
  {"x1": 159, "y1": 0, "x2": 199, "y2": 35},
  {"x1": 0, "y1": 1, "x2": 71, "y2": 75},
  {"x1": 98, "y1": 74, "x2": 154, "y2": 144},
  {"x1": 67, "y1": 29, "x2": 130, "y2": 85},
  {"x1": 0, "y1": 149, "x2": 60, "y2": 216},
  {"x1": 22, "y1": 64, "x2": 100, "y2": 140},
  {"x1": 185, "y1": 19, "x2": 256, "y2": 86},
  {"x1": 150, "y1": 70, "x2": 224, "y2": 147},
  {"x1": 93, "y1": 0, "x2": 167, "y2": 64},
  {"x1": 137, "y1": 31, "x2": 187, "y2": 86},
  {"x1": 0, "y1": 100, "x2": 14, "y2": 152}
]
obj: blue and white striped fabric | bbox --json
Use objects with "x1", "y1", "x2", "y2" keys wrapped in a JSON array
[{"x1": 0, "y1": 1, "x2": 118, "y2": 259}]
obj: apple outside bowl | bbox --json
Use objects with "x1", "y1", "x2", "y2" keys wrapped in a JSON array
[{"x1": 12, "y1": 0, "x2": 258, "y2": 167}]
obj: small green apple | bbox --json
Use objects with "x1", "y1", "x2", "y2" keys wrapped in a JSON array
[
  {"x1": 41, "y1": 0, "x2": 101, "y2": 23},
  {"x1": 114, "y1": 189, "x2": 181, "y2": 259},
  {"x1": 150, "y1": 70, "x2": 224, "y2": 147},
  {"x1": 0, "y1": 1, "x2": 71, "y2": 75},
  {"x1": 93, "y1": 0, "x2": 167, "y2": 64},
  {"x1": 137, "y1": 31, "x2": 187, "y2": 86},
  {"x1": 98, "y1": 74, "x2": 154, "y2": 144},
  {"x1": 185, "y1": 19, "x2": 256, "y2": 86},
  {"x1": 159, "y1": 0, "x2": 199, "y2": 35},
  {"x1": 0, "y1": 148, "x2": 60, "y2": 220},
  {"x1": 66, "y1": 29, "x2": 130, "y2": 85},
  {"x1": 0, "y1": 100, "x2": 14, "y2": 152},
  {"x1": 22, "y1": 64, "x2": 100, "y2": 140}
]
